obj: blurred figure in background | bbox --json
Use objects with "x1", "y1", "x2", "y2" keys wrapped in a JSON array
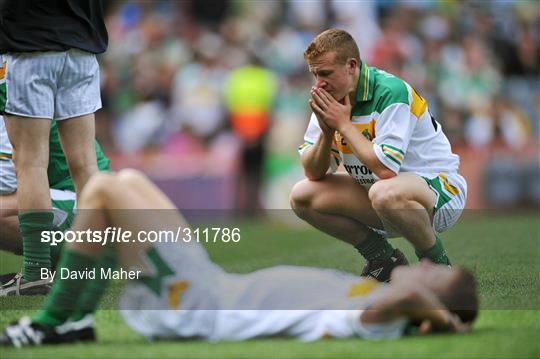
[
  {"x1": 169, "y1": 31, "x2": 229, "y2": 149},
  {"x1": 224, "y1": 57, "x2": 278, "y2": 213}
]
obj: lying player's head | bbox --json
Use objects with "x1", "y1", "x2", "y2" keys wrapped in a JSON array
[
  {"x1": 391, "y1": 260, "x2": 479, "y2": 324},
  {"x1": 304, "y1": 28, "x2": 360, "y2": 101}
]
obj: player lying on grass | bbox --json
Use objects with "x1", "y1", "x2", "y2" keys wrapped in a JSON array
[
  {"x1": 0, "y1": 116, "x2": 110, "y2": 295},
  {"x1": 1, "y1": 170, "x2": 478, "y2": 347}
]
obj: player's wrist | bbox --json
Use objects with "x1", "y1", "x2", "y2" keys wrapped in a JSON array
[
  {"x1": 337, "y1": 122, "x2": 354, "y2": 136},
  {"x1": 318, "y1": 130, "x2": 334, "y2": 144},
  {"x1": 441, "y1": 312, "x2": 457, "y2": 332},
  {"x1": 322, "y1": 129, "x2": 335, "y2": 140}
]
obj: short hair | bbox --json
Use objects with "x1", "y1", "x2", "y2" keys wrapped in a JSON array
[
  {"x1": 440, "y1": 267, "x2": 479, "y2": 324},
  {"x1": 303, "y1": 28, "x2": 360, "y2": 65}
]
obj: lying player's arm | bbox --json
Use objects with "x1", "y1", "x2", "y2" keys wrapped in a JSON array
[
  {"x1": 310, "y1": 88, "x2": 395, "y2": 179},
  {"x1": 361, "y1": 286, "x2": 468, "y2": 333},
  {"x1": 300, "y1": 131, "x2": 335, "y2": 181}
]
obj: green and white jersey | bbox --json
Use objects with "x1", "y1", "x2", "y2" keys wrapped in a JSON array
[{"x1": 299, "y1": 62, "x2": 460, "y2": 187}]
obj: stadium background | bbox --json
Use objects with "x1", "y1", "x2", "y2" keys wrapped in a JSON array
[{"x1": 1, "y1": 1, "x2": 539, "y2": 358}]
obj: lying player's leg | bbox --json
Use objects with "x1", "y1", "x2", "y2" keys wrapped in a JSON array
[
  {"x1": 290, "y1": 173, "x2": 408, "y2": 282},
  {"x1": 368, "y1": 172, "x2": 450, "y2": 265},
  {"x1": 0, "y1": 169, "x2": 188, "y2": 346}
]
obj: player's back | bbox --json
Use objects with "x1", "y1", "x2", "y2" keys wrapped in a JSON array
[{"x1": 211, "y1": 265, "x2": 406, "y2": 341}]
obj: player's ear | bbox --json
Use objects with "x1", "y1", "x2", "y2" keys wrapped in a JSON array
[{"x1": 348, "y1": 58, "x2": 358, "y2": 73}]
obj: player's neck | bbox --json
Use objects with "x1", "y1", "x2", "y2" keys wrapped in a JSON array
[{"x1": 349, "y1": 71, "x2": 360, "y2": 106}]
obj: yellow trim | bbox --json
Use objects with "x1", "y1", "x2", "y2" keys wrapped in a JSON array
[
  {"x1": 410, "y1": 87, "x2": 427, "y2": 118},
  {"x1": 348, "y1": 278, "x2": 379, "y2": 298},
  {"x1": 363, "y1": 65, "x2": 368, "y2": 100},
  {"x1": 168, "y1": 280, "x2": 189, "y2": 309},
  {"x1": 382, "y1": 147, "x2": 404, "y2": 161},
  {"x1": 335, "y1": 122, "x2": 376, "y2": 154},
  {"x1": 438, "y1": 173, "x2": 459, "y2": 195},
  {"x1": 0, "y1": 61, "x2": 5, "y2": 80},
  {"x1": 0, "y1": 153, "x2": 12, "y2": 160}
]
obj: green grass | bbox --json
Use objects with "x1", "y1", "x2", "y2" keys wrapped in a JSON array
[{"x1": 1, "y1": 212, "x2": 539, "y2": 358}]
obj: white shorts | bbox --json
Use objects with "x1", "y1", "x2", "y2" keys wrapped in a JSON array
[
  {"x1": 3, "y1": 50, "x2": 101, "y2": 120},
  {"x1": 422, "y1": 172, "x2": 467, "y2": 233}
]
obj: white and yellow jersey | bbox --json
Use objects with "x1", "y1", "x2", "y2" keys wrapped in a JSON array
[
  {"x1": 211, "y1": 266, "x2": 408, "y2": 341},
  {"x1": 120, "y1": 241, "x2": 408, "y2": 341},
  {"x1": 299, "y1": 63, "x2": 460, "y2": 187}
]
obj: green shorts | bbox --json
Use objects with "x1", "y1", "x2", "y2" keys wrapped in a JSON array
[{"x1": 50, "y1": 188, "x2": 76, "y2": 231}]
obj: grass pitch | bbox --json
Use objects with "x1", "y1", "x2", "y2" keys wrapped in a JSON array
[{"x1": 1, "y1": 211, "x2": 539, "y2": 358}]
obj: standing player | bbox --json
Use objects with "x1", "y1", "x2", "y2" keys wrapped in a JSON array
[
  {"x1": 0, "y1": 1, "x2": 108, "y2": 289},
  {"x1": 290, "y1": 29, "x2": 467, "y2": 282},
  {"x1": 0, "y1": 116, "x2": 110, "y2": 295},
  {"x1": 0, "y1": 170, "x2": 477, "y2": 346}
]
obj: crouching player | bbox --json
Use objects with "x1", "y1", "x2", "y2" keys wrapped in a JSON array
[
  {"x1": 290, "y1": 29, "x2": 468, "y2": 282},
  {"x1": 1, "y1": 170, "x2": 477, "y2": 346}
]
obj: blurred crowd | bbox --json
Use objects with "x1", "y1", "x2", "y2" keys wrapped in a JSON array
[
  {"x1": 94, "y1": 1, "x2": 539, "y2": 209},
  {"x1": 96, "y1": 0, "x2": 539, "y2": 154}
]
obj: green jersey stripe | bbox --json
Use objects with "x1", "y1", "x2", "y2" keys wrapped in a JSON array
[
  {"x1": 381, "y1": 147, "x2": 404, "y2": 162},
  {"x1": 382, "y1": 152, "x2": 402, "y2": 166},
  {"x1": 381, "y1": 143, "x2": 405, "y2": 155}
]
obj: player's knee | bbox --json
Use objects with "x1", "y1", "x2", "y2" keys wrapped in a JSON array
[
  {"x1": 369, "y1": 181, "x2": 405, "y2": 210},
  {"x1": 81, "y1": 172, "x2": 117, "y2": 202},
  {"x1": 0, "y1": 193, "x2": 18, "y2": 218},
  {"x1": 116, "y1": 168, "x2": 148, "y2": 187},
  {"x1": 11, "y1": 148, "x2": 48, "y2": 170},
  {"x1": 290, "y1": 179, "x2": 314, "y2": 211},
  {"x1": 65, "y1": 152, "x2": 97, "y2": 173}
]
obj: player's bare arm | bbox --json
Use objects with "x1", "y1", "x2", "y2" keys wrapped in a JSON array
[
  {"x1": 361, "y1": 285, "x2": 468, "y2": 333},
  {"x1": 310, "y1": 87, "x2": 395, "y2": 179},
  {"x1": 299, "y1": 131, "x2": 334, "y2": 181},
  {"x1": 298, "y1": 89, "x2": 338, "y2": 181}
]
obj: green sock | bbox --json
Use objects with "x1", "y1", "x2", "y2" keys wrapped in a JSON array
[
  {"x1": 50, "y1": 242, "x2": 63, "y2": 269},
  {"x1": 355, "y1": 230, "x2": 394, "y2": 261},
  {"x1": 33, "y1": 249, "x2": 98, "y2": 326},
  {"x1": 72, "y1": 247, "x2": 117, "y2": 321},
  {"x1": 415, "y1": 235, "x2": 451, "y2": 265},
  {"x1": 19, "y1": 211, "x2": 53, "y2": 281}
]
